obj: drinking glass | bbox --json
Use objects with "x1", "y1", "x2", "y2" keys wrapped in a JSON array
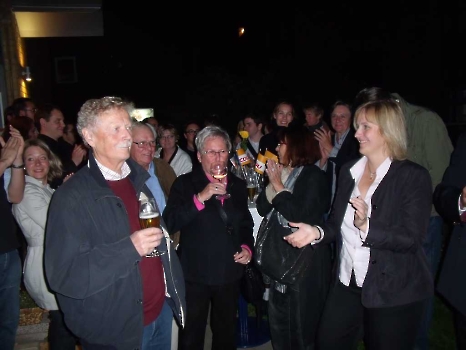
[
  {"x1": 210, "y1": 163, "x2": 231, "y2": 200},
  {"x1": 139, "y1": 198, "x2": 165, "y2": 257},
  {"x1": 245, "y1": 169, "x2": 257, "y2": 203}
]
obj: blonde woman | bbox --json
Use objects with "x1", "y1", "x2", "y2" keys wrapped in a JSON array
[
  {"x1": 284, "y1": 100, "x2": 433, "y2": 350},
  {"x1": 13, "y1": 139, "x2": 76, "y2": 349}
]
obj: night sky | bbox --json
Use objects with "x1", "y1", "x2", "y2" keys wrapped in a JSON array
[{"x1": 25, "y1": 1, "x2": 460, "y2": 134}]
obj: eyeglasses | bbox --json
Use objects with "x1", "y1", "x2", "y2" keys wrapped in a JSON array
[
  {"x1": 133, "y1": 141, "x2": 156, "y2": 148},
  {"x1": 277, "y1": 142, "x2": 287, "y2": 148},
  {"x1": 160, "y1": 135, "x2": 175, "y2": 140},
  {"x1": 202, "y1": 150, "x2": 228, "y2": 157},
  {"x1": 24, "y1": 108, "x2": 37, "y2": 113},
  {"x1": 186, "y1": 129, "x2": 200, "y2": 134}
]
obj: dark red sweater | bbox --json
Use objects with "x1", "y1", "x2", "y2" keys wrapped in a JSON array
[{"x1": 107, "y1": 178, "x2": 165, "y2": 326}]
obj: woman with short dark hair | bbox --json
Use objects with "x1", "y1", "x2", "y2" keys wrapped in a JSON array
[{"x1": 255, "y1": 125, "x2": 331, "y2": 349}]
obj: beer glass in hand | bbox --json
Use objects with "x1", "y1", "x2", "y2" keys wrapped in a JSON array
[
  {"x1": 139, "y1": 198, "x2": 165, "y2": 257},
  {"x1": 210, "y1": 163, "x2": 231, "y2": 200}
]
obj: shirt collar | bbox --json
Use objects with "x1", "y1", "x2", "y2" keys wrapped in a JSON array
[
  {"x1": 92, "y1": 158, "x2": 131, "y2": 181},
  {"x1": 350, "y1": 156, "x2": 392, "y2": 181}
]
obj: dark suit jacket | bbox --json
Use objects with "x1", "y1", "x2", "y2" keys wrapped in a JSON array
[
  {"x1": 163, "y1": 166, "x2": 254, "y2": 285},
  {"x1": 321, "y1": 158, "x2": 433, "y2": 308},
  {"x1": 434, "y1": 132, "x2": 466, "y2": 316}
]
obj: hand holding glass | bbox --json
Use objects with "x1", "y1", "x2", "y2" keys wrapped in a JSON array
[
  {"x1": 139, "y1": 198, "x2": 165, "y2": 257},
  {"x1": 210, "y1": 163, "x2": 231, "y2": 200}
]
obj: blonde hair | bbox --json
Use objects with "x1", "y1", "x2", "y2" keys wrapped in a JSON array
[
  {"x1": 23, "y1": 139, "x2": 63, "y2": 182},
  {"x1": 354, "y1": 100, "x2": 407, "y2": 161}
]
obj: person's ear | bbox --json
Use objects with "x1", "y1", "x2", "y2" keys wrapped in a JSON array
[{"x1": 82, "y1": 128, "x2": 95, "y2": 148}]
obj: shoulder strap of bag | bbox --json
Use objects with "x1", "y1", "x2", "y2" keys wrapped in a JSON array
[{"x1": 246, "y1": 140, "x2": 258, "y2": 160}]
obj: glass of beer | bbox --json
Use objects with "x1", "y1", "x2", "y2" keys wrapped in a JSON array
[
  {"x1": 245, "y1": 169, "x2": 257, "y2": 203},
  {"x1": 139, "y1": 198, "x2": 165, "y2": 257}
]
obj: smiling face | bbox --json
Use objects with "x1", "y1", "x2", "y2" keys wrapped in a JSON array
[
  {"x1": 24, "y1": 146, "x2": 50, "y2": 185},
  {"x1": 273, "y1": 103, "x2": 294, "y2": 127},
  {"x1": 130, "y1": 126, "x2": 156, "y2": 170},
  {"x1": 82, "y1": 108, "x2": 132, "y2": 172},
  {"x1": 355, "y1": 110, "x2": 387, "y2": 158},
  {"x1": 159, "y1": 129, "x2": 177, "y2": 152},
  {"x1": 331, "y1": 105, "x2": 352, "y2": 136},
  {"x1": 40, "y1": 109, "x2": 65, "y2": 140}
]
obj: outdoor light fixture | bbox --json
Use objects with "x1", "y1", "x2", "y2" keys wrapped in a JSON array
[{"x1": 22, "y1": 66, "x2": 32, "y2": 82}]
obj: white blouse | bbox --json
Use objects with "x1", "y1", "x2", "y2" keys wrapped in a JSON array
[{"x1": 339, "y1": 156, "x2": 392, "y2": 288}]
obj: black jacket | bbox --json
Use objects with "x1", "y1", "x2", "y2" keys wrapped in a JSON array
[
  {"x1": 45, "y1": 154, "x2": 185, "y2": 349},
  {"x1": 321, "y1": 159, "x2": 433, "y2": 308},
  {"x1": 434, "y1": 132, "x2": 466, "y2": 316},
  {"x1": 163, "y1": 165, "x2": 254, "y2": 285}
]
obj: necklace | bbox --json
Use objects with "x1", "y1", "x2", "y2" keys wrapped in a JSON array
[{"x1": 369, "y1": 172, "x2": 376, "y2": 180}]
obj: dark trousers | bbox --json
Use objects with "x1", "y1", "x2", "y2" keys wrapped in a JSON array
[
  {"x1": 317, "y1": 278, "x2": 427, "y2": 350},
  {"x1": 454, "y1": 309, "x2": 466, "y2": 350},
  {"x1": 268, "y1": 245, "x2": 331, "y2": 350},
  {"x1": 178, "y1": 280, "x2": 240, "y2": 350},
  {"x1": 48, "y1": 310, "x2": 78, "y2": 350}
]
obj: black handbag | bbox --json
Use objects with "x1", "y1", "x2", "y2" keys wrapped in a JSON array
[
  {"x1": 254, "y1": 210, "x2": 312, "y2": 285},
  {"x1": 215, "y1": 202, "x2": 264, "y2": 303},
  {"x1": 240, "y1": 261, "x2": 265, "y2": 303}
]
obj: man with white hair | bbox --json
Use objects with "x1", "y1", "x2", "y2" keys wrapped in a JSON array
[{"x1": 45, "y1": 96, "x2": 185, "y2": 349}]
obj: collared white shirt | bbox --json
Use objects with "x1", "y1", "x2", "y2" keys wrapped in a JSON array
[
  {"x1": 339, "y1": 156, "x2": 392, "y2": 287},
  {"x1": 92, "y1": 159, "x2": 131, "y2": 181}
]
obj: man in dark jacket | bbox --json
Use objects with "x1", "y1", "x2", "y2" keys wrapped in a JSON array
[
  {"x1": 45, "y1": 96, "x2": 185, "y2": 349},
  {"x1": 434, "y1": 132, "x2": 466, "y2": 350}
]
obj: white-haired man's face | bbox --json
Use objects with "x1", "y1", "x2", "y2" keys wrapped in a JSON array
[{"x1": 82, "y1": 109, "x2": 132, "y2": 172}]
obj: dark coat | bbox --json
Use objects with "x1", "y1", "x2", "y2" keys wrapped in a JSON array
[
  {"x1": 163, "y1": 165, "x2": 254, "y2": 285},
  {"x1": 434, "y1": 132, "x2": 466, "y2": 316},
  {"x1": 45, "y1": 154, "x2": 185, "y2": 349},
  {"x1": 321, "y1": 159, "x2": 433, "y2": 308}
]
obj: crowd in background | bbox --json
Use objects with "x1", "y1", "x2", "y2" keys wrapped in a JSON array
[{"x1": 0, "y1": 88, "x2": 465, "y2": 350}]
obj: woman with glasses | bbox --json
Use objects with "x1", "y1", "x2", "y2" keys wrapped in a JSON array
[
  {"x1": 155, "y1": 123, "x2": 192, "y2": 176},
  {"x1": 163, "y1": 125, "x2": 254, "y2": 350},
  {"x1": 255, "y1": 125, "x2": 331, "y2": 350}
]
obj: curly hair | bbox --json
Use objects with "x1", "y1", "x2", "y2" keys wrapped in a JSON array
[{"x1": 77, "y1": 96, "x2": 134, "y2": 146}]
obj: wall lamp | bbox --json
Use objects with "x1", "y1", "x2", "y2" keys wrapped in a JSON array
[{"x1": 22, "y1": 66, "x2": 32, "y2": 82}]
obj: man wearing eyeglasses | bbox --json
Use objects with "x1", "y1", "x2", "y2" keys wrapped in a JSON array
[
  {"x1": 130, "y1": 122, "x2": 176, "y2": 217},
  {"x1": 11, "y1": 97, "x2": 37, "y2": 120},
  {"x1": 182, "y1": 121, "x2": 201, "y2": 167}
]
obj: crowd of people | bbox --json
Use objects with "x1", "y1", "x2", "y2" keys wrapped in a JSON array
[{"x1": 0, "y1": 88, "x2": 464, "y2": 350}]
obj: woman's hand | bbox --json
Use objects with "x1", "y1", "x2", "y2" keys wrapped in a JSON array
[
  {"x1": 314, "y1": 128, "x2": 333, "y2": 155},
  {"x1": 234, "y1": 247, "x2": 251, "y2": 265},
  {"x1": 349, "y1": 196, "x2": 368, "y2": 231},
  {"x1": 197, "y1": 182, "x2": 226, "y2": 203},
  {"x1": 283, "y1": 222, "x2": 321, "y2": 248},
  {"x1": 265, "y1": 159, "x2": 284, "y2": 192}
]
